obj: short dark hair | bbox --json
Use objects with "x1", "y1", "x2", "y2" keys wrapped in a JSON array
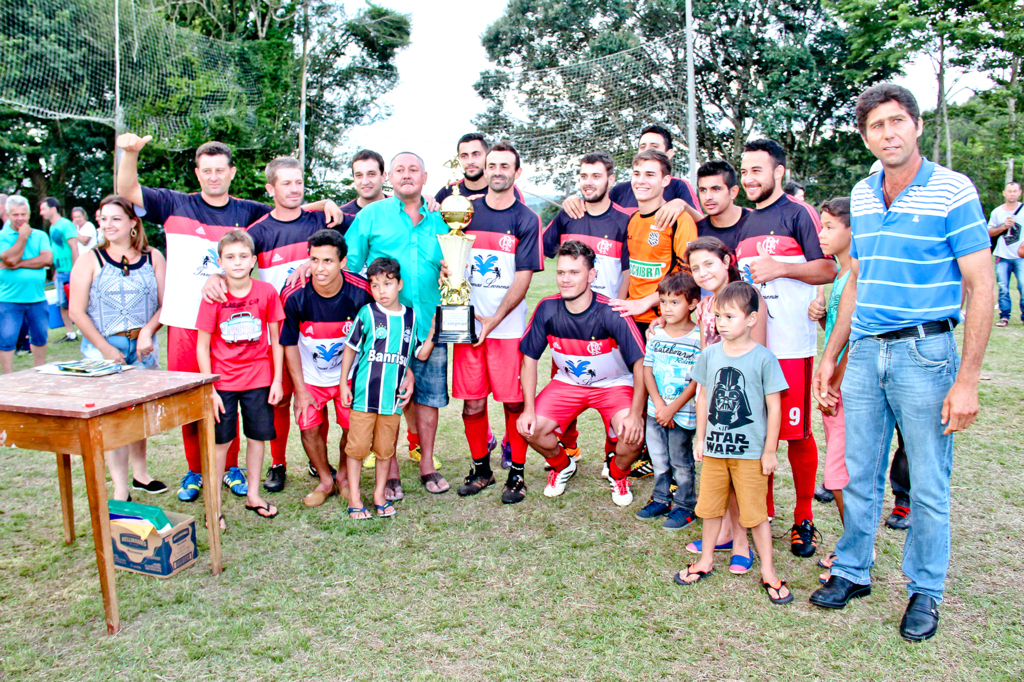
[
  {"x1": 366, "y1": 257, "x2": 401, "y2": 281},
  {"x1": 640, "y1": 124, "x2": 673, "y2": 150},
  {"x1": 819, "y1": 196, "x2": 851, "y2": 228},
  {"x1": 556, "y1": 239, "x2": 595, "y2": 269},
  {"x1": 658, "y1": 270, "x2": 700, "y2": 303},
  {"x1": 351, "y1": 149, "x2": 385, "y2": 174},
  {"x1": 580, "y1": 151, "x2": 615, "y2": 175},
  {"x1": 1006, "y1": 181, "x2": 1021, "y2": 190},
  {"x1": 715, "y1": 281, "x2": 760, "y2": 317},
  {"x1": 39, "y1": 197, "x2": 62, "y2": 213},
  {"x1": 697, "y1": 160, "x2": 737, "y2": 189},
  {"x1": 217, "y1": 229, "x2": 254, "y2": 257},
  {"x1": 307, "y1": 228, "x2": 348, "y2": 261},
  {"x1": 743, "y1": 139, "x2": 786, "y2": 169},
  {"x1": 196, "y1": 141, "x2": 233, "y2": 166},
  {"x1": 457, "y1": 132, "x2": 489, "y2": 154},
  {"x1": 487, "y1": 140, "x2": 520, "y2": 170},
  {"x1": 783, "y1": 181, "x2": 804, "y2": 196},
  {"x1": 855, "y1": 84, "x2": 921, "y2": 136},
  {"x1": 633, "y1": 149, "x2": 672, "y2": 177}
]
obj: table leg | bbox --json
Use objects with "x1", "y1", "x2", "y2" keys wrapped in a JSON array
[
  {"x1": 197, "y1": 385, "x2": 222, "y2": 575},
  {"x1": 79, "y1": 419, "x2": 119, "y2": 635},
  {"x1": 56, "y1": 453, "x2": 75, "y2": 545}
]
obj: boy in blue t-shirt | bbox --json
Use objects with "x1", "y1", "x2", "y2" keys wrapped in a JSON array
[{"x1": 638, "y1": 271, "x2": 701, "y2": 530}]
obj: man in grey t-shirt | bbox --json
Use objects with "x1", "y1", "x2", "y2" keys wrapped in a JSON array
[{"x1": 989, "y1": 181, "x2": 1023, "y2": 326}]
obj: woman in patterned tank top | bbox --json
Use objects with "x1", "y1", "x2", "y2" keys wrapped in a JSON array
[{"x1": 68, "y1": 195, "x2": 167, "y2": 500}]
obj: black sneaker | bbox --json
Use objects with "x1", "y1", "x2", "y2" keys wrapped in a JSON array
[
  {"x1": 457, "y1": 470, "x2": 495, "y2": 497},
  {"x1": 501, "y1": 474, "x2": 527, "y2": 504},
  {"x1": 814, "y1": 484, "x2": 835, "y2": 503},
  {"x1": 790, "y1": 519, "x2": 821, "y2": 557},
  {"x1": 264, "y1": 463, "x2": 286, "y2": 493},
  {"x1": 628, "y1": 447, "x2": 654, "y2": 479},
  {"x1": 131, "y1": 478, "x2": 168, "y2": 494},
  {"x1": 307, "y1": 462, "x2": 337, "y2": 479},
  {"x1": 885, "y1": 505, "x2": 911, "y2": 530}
]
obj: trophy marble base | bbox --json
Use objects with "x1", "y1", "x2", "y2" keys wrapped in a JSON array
[{"x1": 432, "y1": 304, "x2": 478, "y2": 344}]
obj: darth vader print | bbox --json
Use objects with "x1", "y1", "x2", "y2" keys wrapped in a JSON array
[{"x1": 709, "y1": 366, "x2": 753, "y2": 429}]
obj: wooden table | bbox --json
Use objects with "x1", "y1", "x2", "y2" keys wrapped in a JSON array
[{"x1": 0, "y1": 368, "x2": 222, "y2": 634}]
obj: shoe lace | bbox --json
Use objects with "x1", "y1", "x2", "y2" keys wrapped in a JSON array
[
  {"x1": 793, "y1": 520, "x2": 820, "y2": 546},
  {"x1": 892, "y1": 505, "x2": 910, "y2": 518},
  {"x1": 546, "y1": 468, "x2": 559, "y2": 488},
  {"x1": 613, "y1": 477, "x2": 630, "y2": 495}
]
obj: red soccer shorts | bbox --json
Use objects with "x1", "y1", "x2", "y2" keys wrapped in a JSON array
[
  {"x1": 297, "y1": 382, "x2": 352, "y2": 430},
  {"x1": 778, "y1": 357, "x2": 813, "y2": 441},
  {"x1": 535, "y1": 380, "x2": 634, "y2": 441},
  {"x1": 452, "y1": 338, "x2": 524, "y2": 403}
]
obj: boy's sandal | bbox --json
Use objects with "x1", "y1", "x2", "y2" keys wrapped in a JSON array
[
  {"x1": 245, "y1": 503, "x2": 278, "y2": 519},
  {"x1": 384, "y1": 478, "x2": 405, "y2": 501},
  {"x1": 348, "y1": 506, "x2": 373, "y2": 520},
  {"x1": 761, "y1": 579, "x2": 794, "y2": 605},
  {"x1": 205, "y1": 514, "x2": 227, "y2": 531},
  {"x1": 997, "y1": 318, "x2": 1008, "y2": 327},
  {"x1": 686, "y1": 539, "x2": 733, "y2": 554},
  {"x1": 729, "y1": 548, "x2": 755, "y2": 575},
  {"x1": 420, "y1": 472, "x2": 450, "y2": 494},
  {"x1": 818, "y1": 552, "x2": 837, "y2": 570},
  {"x1": 673, "y1": 563, "x2": 714, "y2": 587},
  {"x1": 375, "y1": 501, "x2": 396, "y2": 518}
]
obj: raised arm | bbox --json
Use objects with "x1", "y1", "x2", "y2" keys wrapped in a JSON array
[{"x1": 115, "y1": 133, "x2": 152, "y2": 208}]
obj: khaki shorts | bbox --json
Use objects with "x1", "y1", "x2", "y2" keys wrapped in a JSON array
[
  {"x1": 695, "y1": 456, "x2": 769, "y2": 528},
  {"x1": 344, "y1": 411, "x2": 401, "y2": 462}
]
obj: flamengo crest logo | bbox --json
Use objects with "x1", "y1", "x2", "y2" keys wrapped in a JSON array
[
  {"x1": 499, "y1": 235, "x2": 515, "y2": 252},
  {"x1": 586, "y1": 341, "x2": 601, "y2": 355},
  {"x1": 762, "y1": 236, "x2": 779, "y2": 255},
  {"x1": 596, "y1": 240, "x2": 611, "y2": 255}
]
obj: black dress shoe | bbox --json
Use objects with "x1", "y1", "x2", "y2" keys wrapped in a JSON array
[
  {"x1": 264, "y1": 464, "x2": 286, "y2": 493},
  {"x1": 809, "y1": 575, "x2": 871, "y2": 609},
  {"x1": 814, "y1": 484, "x2": 835, "y2": 503},
  {"x1": 900, "y1": 593, "x2": 939, "y2": 641}
]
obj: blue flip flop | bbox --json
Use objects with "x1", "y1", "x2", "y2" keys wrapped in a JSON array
[
  {"x1": 686, "y1": 539, "x2": 734, "y2": 555},
  {"x1": 729, "y1": 548, "x2": 755, "y2": 574},
  {"x1": 375, "y1": 501, "x2": 396, "y2": 518},
  {"x1": 348, "y1": 506, "x2": 372, "y2": 520}
]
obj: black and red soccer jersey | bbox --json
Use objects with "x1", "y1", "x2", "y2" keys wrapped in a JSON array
[
  {"x1": 608, "y1": 177, "x2": 698, "y2": 215},
  {"x1": 138, "y1": 187, "x2": 271, "y2": 330},
  {"x1": 542, "y1": 203, "x2": 632, "y2": 298},
  {"x1": 520, "y1": 293, "x2": 646, "y2": 389},
  {"x1": 341, "y1": 197, "x2": 389, "y2": 217},
  {"x1": 280, "y1": 273, "x2": 373, "y2": 387},
  {"x1": 695, "y1": 208, "x2": 750, "y2": 254},
  {"x1": 464, "y1": 197, "x2": 544, "y2": 339},
  {"x1": 435, "y1": 179, "x2": 526, "y2": 204},
  {"x1": 247, "y1": 210, "x2": 352, "y2": 293},
  {"x1": 735, "y1": 194, "x2": 826, "y2": 359}
]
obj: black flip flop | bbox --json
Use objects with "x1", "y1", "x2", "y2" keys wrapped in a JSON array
[
  {"x1": 245, "y1": 503, "x2": 278, "y2": 519},
  {"x1": 761, "y1": 579, "x2": 794, "y2": 605},
  {"x1": 420, "y1": 472, "x2": 449, "y2": 494},
  {"x1": 673, "y1": 564, "x2": 714, "y2": 587}
]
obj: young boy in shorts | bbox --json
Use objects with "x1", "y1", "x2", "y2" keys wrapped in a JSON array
[
  {"x1": 339, "y1": 258, "x2": 423, "y2": 519},
  {"x1": 637, "y1": 271, "x2": 701, "y2": 529},
  {"x1": 674, "y1": 281, "x2": 793, "y2": 604},
  {"x1": 196, "y1": 230, "x2": 285, "y2": 528}
]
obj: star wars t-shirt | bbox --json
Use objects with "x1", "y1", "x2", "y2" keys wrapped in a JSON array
[{"x1": 691, "y1": 342, "x2": 788, "y2": 460}]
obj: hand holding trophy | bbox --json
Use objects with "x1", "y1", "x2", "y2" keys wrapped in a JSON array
[{"x1": 433, "y1": 157, "x2": 479, "y2": 344}]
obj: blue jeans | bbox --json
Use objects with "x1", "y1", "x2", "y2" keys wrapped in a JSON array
[
  {"x1": 833, "y1": 331, "x2": 959, "y2": 603},
  {"x1": 645, "y1": 415, "x2": 696, "y2": 510},
  {"x1": 408, "y1": 343, "x2": 448, "y2": 408},
  {"x1": 0, "y1": 300, "x2": 49, "y2": 351},
  {"x1": 81, "y1": 334, "x2": 160, "y2": 368},
  {"x1": 55, "y1": 271, "x2": 71, "y2": 309},
  {"x1": 996, "y1": 257, "x2": 1024, "y2": 320}
]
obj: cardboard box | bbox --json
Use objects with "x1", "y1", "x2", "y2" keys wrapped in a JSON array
[{"x1": 111, "y1": 511, "x2": 198, "y2": 578}]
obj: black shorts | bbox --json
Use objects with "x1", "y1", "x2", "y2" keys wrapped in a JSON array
[{"x1": 215, "y1": 386, "x2": 276, "y2": 445}]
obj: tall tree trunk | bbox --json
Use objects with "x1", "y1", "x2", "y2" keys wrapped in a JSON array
[
  {"x1": 943, "y1": 87, "x2": 952, "y2": 168},
  {"x1": 1008, "y1": 55, "x2": 1019, "y2": 183},
  {"x1": 934, "y1": 35, "x2": 945, "y2": 162}
]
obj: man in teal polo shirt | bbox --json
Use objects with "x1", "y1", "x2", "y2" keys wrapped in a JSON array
[
  {"x1": 39, "y1": 198, "x2": 79, "y2": 342},
  {"x1": 346, "y1": 151, "x2": 451, "y2": 495},
  {"x1": 1, "y1": 195, "x2": 53, "y2": 373}
]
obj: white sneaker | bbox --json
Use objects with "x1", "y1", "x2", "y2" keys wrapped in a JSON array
[
  {"x1": 543, "y1": 458, "x2": 577, "y2": 497},
  {"x1": 611, "y1": 477, "x2": 633, "y2": 507},
  {"x1": 601, "y1": 454, "x2": 614, "y2": 483}
]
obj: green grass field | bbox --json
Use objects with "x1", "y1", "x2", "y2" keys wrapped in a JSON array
[{"x1": 1, "y1": 268, "x2": 1022, "y2": 681}]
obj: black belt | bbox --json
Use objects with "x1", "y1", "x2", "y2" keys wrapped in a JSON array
[{"x1": 876, "y1": 318, "x2": 955, "y2": 340}]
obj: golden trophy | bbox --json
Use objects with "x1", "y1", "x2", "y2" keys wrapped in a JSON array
[{"x1": 433, "y1": 157, "x2": 479, "y2": 344}]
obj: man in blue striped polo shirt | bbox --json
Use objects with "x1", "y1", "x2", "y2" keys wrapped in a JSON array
[{"x1": 809, "y1": 84, "x2": 993, "y2": 642}]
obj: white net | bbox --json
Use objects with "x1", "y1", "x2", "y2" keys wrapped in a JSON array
[
  {"x1": 0, "y1": 0, "x2": 260, "y2": 144},
  {"x1": 479, "y1": 31, "x2": 692, "y2": 192}
]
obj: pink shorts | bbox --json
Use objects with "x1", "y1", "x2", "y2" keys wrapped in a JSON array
[
  {"x1": 298, "y1": 382, "x2": 352, "y2": 430},
  {"x1": 452, "y1": 338, "x2": 524, "y2": 403},
  {"x1": 535, "y1": 380, "x2": 633, "y2": 441},
  {"x1": 821, "y1": 390, "x2": 848, "y2": 490}
]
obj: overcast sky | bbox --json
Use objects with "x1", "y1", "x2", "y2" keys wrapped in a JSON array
[{"x1": 343, "y1": 0, "x2": 995, "y2": 196}]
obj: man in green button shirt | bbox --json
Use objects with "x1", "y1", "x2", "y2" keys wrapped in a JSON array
[
  {"x1": 39, "y1": 198, "x2": 80, "y2": 342},
  {"x1": 346, "y1": 152, "x2": 452, "y2": 495}
]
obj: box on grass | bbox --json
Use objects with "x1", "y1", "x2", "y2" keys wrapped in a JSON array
[{"x1": 111, "y1": 511, "x2": 197, "y2": 578}]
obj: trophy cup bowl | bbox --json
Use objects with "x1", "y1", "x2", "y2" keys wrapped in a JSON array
[{"x1": 433, "y1": 192, "x2": 478, "y2": 344}]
